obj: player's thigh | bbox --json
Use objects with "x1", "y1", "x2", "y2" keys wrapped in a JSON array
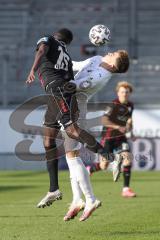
[
  {"x1": 62, "y1": 130, "x2": 81, "y2": 154},
  {"x1": 76, "y1": 92, "x2": 88, "y2": 128},
  {"x1": 43, "y1": 126, "x2": 60, "y2": 148},
  {"x1": 44, "y1": 95, "x2": 61, "y2": 129},
  {"x1": 113, "y1": 140, "x2": 132, "y2": 166},
  {"x1": 59, "y1": 92, "x2": 79, "y2": 129}
]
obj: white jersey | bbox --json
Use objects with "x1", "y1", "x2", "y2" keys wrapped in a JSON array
[
  {"x1": 63, "y1": 56, "x2": 112, "y2": 152},
  {"x1": 71, "y1": 56, "x2": 112, "y2": 99}
]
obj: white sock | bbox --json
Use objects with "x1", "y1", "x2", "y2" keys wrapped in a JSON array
[
  {"x1": 66, "y1": 156, "x2": 96, "y2": 206},
  {"x1": 66, "y1": 157, "x2": 83, "y2": 204}
]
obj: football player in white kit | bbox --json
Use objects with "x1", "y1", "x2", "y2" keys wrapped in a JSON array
[{"x1": 37, "y1": 50, "x2": 130, "y2": 221}]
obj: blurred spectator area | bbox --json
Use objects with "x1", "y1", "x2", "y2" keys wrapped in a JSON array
[{"x1": 0, "y1": 0, "x2": 160, "y2": 106}]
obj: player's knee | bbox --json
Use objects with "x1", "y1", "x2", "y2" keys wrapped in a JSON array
[
  {"x1": 99, "y1": 157, "x2": 109, "y2": 170},
  {"x1": 43, "y1": 138, "x2": 51, "y2": 149},
  {"x1": 65, "y1": 124, "x2": 80, "y2": 139},
  {"x1": 121, "y1": 151, "x2": 133, "y2": 166},
  {"x1": 44, "y1": 138, "x2": 57, "y2": 161},
  {"x1": 43, "y1": 137, "x2": 56, "y2": 150},
  {"x1": 66, "y1": 150, "x2": 80, "y2": 159}
]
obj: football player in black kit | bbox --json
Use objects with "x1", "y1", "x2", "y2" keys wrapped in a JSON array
[
  {"x1": 26, "y1": 28, "x2": 123, "y2": 207},
  {"x1": 87, "y1": 81, "x2": 136, "y2": 197}
]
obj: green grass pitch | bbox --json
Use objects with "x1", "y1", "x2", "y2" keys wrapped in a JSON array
[{"x1": 0, "y1": 170, "x2": 160, "y2": 240}]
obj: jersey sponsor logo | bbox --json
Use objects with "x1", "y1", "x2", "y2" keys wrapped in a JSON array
[
  {"x1": 119, "y1": 107, "x2": 125, "y2": 112},
  {"x1": 37, "y1": 37, "x2": 49, "y2": 45}
]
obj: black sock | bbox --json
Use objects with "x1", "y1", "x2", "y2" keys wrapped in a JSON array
[
  {"x1": 45, "y1": 144, "x2": 59, "y2": 192},
  {"x1": 123, "y1": 165, "x2": 131, "y2": 187},
  {"x1": 46, "y1": 158, "x2": 59, "y2": 192}
]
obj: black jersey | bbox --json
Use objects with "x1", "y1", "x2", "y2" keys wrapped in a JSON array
[
  {"x1": 36, "y1": 35, "x2": 74, "y2": 87},
  {"x1": 101, "y1": 99, "x2": 134, "y2": 143}
]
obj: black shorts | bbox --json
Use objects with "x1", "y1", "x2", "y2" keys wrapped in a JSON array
[
  {"x1": 43, "y1": 81, "x2": 79, "y2": 129},
  {"x1": 102, "y1": 137, "x2": 130, "y2": 154}
]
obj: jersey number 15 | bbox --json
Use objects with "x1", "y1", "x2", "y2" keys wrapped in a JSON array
[{"x1": 55, "y1": 46, "x2": 70, "y2": 71}]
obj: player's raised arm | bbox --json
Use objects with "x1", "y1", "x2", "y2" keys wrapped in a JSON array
[{"x1": 26, "y1": 43, "x2": 49, "y2": 84}]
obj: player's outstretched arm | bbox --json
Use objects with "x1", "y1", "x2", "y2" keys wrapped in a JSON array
[
  {"x1": 72, "y1": 58, "x2": 90, "y2": 72},
  {"x1": 26, "y1": 44, "x2": 49, "y2": 84}
]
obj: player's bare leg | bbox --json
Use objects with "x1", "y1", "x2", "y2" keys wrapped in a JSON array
[{"x1": 86, "y1": 153, "x2": 122, "y2": 181}]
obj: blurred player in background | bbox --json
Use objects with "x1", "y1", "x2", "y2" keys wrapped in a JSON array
[
  {"x1": 88, "y1": 81, "x2": 136, "y2": 198},
  {"x1": 37, "y1": 50, "x2": 130, "y2": 221}
]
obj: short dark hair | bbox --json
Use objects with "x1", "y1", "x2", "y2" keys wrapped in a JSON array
[
  {"x1": 115, "y1": 50, "x2": 130, "y2": 73},
  {"x1": 54, "y1": 28, "x2": 73, "y2": 44}
]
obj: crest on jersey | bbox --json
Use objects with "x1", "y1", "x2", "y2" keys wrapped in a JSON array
[{"x1": 79, "y1": 80, "x2": 92, "y2": 90}]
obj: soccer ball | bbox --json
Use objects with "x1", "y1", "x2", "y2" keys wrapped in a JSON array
[{"x1": 89, "y1": 24, "x2": 111, "y2": 46}]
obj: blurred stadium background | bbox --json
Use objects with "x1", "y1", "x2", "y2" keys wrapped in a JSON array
[{"x1": 0, "y1": 0, "x2": 160, "y2": 170}]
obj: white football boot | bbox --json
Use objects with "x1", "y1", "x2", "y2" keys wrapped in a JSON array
[
  {"x1": 63, "y1": 199, "x2": 85, "y2": 221},
  {"x1": 37, "y1": 190, "x2": 62, "y2": 208},
  {"x1": 79, "y1": 199, "x2": 102, "y2": 221}
]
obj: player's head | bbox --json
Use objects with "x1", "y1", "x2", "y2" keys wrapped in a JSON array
[
  {"x1": 116, "y1": 81, "x2": 133, "y2": 102},
  {"x1": 54, "y1": 28, "x2": 73, "y2": 45},
  {"x1": 104, "y1": 50, "x2": 129, "y2": 73}
]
